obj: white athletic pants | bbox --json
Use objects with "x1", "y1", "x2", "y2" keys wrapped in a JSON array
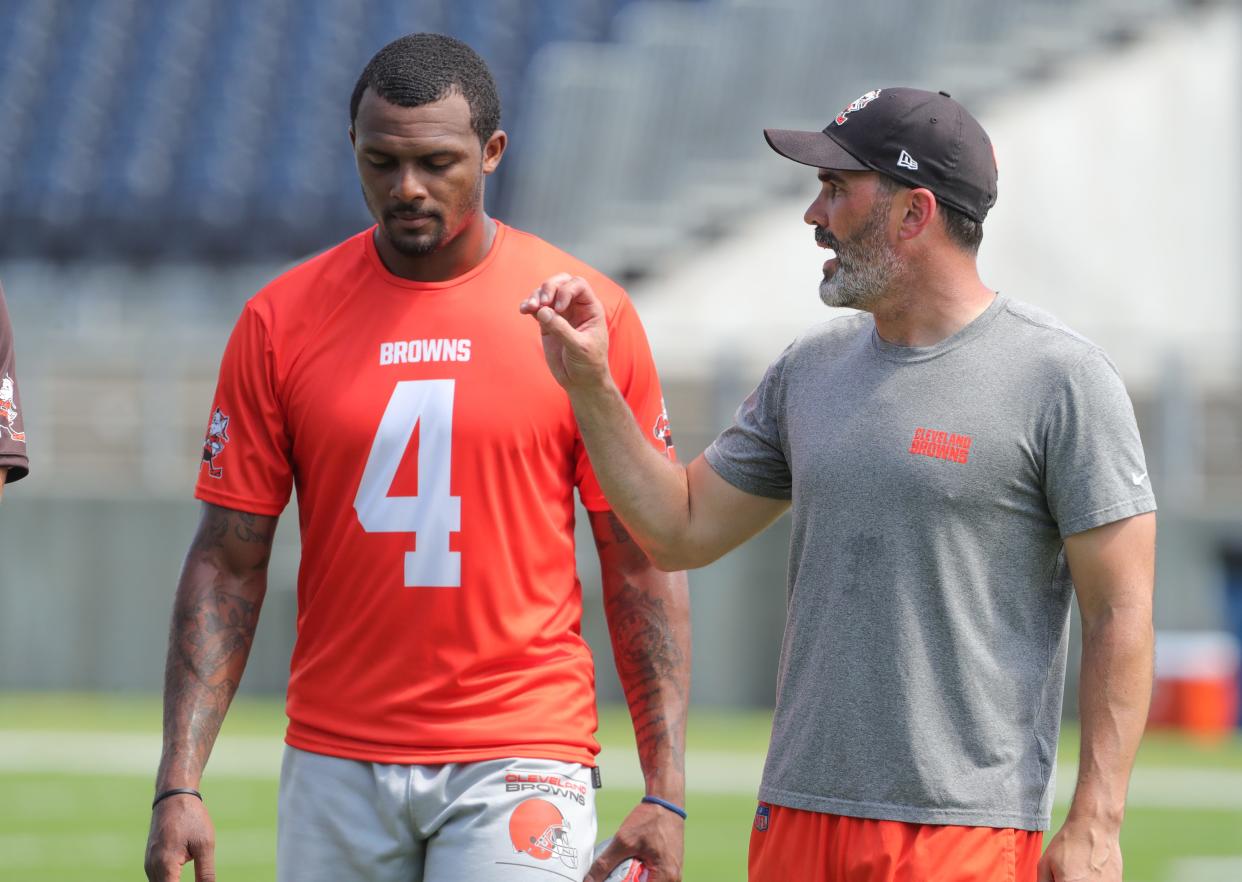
[{"x1": 276, "y1": 746, "x2": 599, "y2": 882}]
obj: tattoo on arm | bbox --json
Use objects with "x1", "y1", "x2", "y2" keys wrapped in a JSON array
[
  {"x1": 156, "y1": 505, "x2": 274, "y2": 791},
  {"x1": 602, "y1": 511, "x2": 633, "y2": 546},
  {"x1": 232, "y1": 511, "x2": 275, "y2": 552},
  {"x1": 195, "y1": 505, "x2": 275, "y2": 568},
  {"x1": 605, "y1": 580, "x2": 688, "y2": 771},
  {"x1": 594, "y1": 511, "x2": 690, "y2": 784}
]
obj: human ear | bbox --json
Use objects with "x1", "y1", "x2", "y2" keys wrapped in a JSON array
[
  {"x1": 898, "y1": 188, "x2": 936, "y2": 241},
  {"x1": 482, "y1": 130, "x2": 508, "y2": 174}
]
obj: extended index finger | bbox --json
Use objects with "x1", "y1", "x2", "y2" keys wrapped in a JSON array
[{"x1": 193, "y1": 839, "x2": 217, "y2": 882}]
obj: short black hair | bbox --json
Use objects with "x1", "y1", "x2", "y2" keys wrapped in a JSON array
[
  {"x1": 349, "y1": 33, "x2": 501, "y2": 146},
  {"x1": 875, "y1": 174, "x2": 983, "y2": 254},
  {"x1": 938, "y1": 204, "x2": 984, "y2": 254}
]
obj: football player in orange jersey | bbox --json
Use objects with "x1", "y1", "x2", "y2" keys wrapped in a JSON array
[
  {"x1": 144, "y1": 34, "x2": 688, "y2": 882},
  {"x1": 0, "y1": 280, "x2": 29, "y2": 499}
]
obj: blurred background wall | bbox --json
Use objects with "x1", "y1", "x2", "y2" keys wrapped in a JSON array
[{"x1": 1, "y1": 0, "x2": 1240, "y2": 726}]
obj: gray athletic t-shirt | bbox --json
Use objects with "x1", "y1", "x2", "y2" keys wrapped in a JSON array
[{"x1": 704, "y1": 296, "x2": 1155, "y2": 830}]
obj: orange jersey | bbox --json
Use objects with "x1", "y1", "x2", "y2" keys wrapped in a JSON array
[
  {"x1": 195, "y1": 222, "x2": 672, "y2": 765},
  {"x1": 0, "y1": 283, "x2": 29, "y2": 469}
]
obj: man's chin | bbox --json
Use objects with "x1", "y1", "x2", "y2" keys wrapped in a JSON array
[
  {"x1": 382, "y1": 224, "x2": 444, "y2": 257},
  {"x1": 819, "y1": 279, "x2": 856, "y2": 309}
]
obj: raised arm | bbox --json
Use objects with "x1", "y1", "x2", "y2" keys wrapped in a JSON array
[
  {"x1": 1039, "y1": 512, "x2": 1156, "y2": 882},
  {"x1": 144, "y1": 502, "x2": 277, "y2": 882},
  {"x1": 520, "y1": 275, "x2": 788, "y2": 570},
  {"x1": 587, "y1": 509, "x2": 690, "y2": 882}
]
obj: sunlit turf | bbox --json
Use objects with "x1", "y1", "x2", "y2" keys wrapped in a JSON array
[{"x1": 2, "y1": 693, "x2": 1240, "y2": 881}]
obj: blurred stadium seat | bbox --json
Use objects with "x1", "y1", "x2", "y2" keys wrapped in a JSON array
[
  {"x1": 0, "y1": 0, "x2": 1189, "y2": 268},
  {"x1": 0, "y1": 0, "x2": 695, "y2": 259}
]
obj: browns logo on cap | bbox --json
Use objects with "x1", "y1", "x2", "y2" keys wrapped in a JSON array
[{"x1": 764, "y1": 87, "x2": 998, "y2": 223}]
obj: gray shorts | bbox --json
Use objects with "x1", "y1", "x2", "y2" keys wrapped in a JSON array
[{"x1": 277, "y1": 745, "x2": 598, "y2": 882}]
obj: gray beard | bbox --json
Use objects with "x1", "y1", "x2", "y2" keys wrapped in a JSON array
[
  {"x1": 816, "y1": 193, "x2": 902, "y2": 310},
  {"x1": 818, "y1": 241, "x2": 901, "y2": 309}
]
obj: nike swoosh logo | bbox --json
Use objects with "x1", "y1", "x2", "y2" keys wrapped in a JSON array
[{"x1": 1131, "y1": 472, "x2": 1147, "y2": 485}]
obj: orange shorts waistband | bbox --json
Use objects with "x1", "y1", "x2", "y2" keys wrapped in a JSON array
[{"x1": 748, "y1": 803, "x2": 1043, "y2": 882}]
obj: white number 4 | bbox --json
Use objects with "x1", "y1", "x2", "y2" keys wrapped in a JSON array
[{"x1": 354, "y1": 380, "x2": 461, "y2": 587}]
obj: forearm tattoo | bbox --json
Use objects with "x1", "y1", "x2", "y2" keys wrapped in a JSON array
[
  {"x1": 198, "y1": 506, "x2": 275, "y2": 567},
  {"x1": 156, "y1": 506, "x2": 272, "y2": 789},
  {"x1": 595, "y1": 512, "x2": 690, "y2": 780}
]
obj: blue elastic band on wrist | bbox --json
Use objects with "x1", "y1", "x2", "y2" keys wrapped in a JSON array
[{"x1": 642, "y1": 795, "x2": 688, "y2": 819}]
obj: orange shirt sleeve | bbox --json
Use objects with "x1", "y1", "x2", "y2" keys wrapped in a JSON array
[
  {"x1": 0, "y1": 283, "x2": 29, "y2": 482},
  {"x1": 194, "y1": 303, "x2": 293, "y2": 516},
  {"x1": 575, "y1": 294, "x2": 674, "y2": 512}
]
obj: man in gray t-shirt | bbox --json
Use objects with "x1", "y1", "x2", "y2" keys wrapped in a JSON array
[{"x1": 523, "y1": 88, "x2": 1155, "y2": 882}]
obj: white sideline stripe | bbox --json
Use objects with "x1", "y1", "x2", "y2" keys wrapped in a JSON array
[
  {"x1": 1166, "y1": 857, "x2": 1242, "y2": 882},
  {"x1": 0, "y1": 730, "x2": 281, "y2": 777},
  {"x1": 3, "y1": 731, "x2": 1242, "y2": 809},
  {"x1": 1124, "y1": 767, "x2": 1242, "y2": 810},
  {"x1": 0, "y1": 830, "x2": 274, "y2": 869}
]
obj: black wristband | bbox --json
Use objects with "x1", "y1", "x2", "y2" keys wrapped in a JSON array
[{"x1": 152, "y1": 788, "x2": 203, "y2": 809}]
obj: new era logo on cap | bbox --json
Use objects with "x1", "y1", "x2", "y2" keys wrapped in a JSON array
[{"x1": 897, "y1": 150, "x2": 919, "y2": 170}]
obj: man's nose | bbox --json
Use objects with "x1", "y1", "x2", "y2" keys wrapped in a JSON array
[
  {"x1": 392, "y1": 165, "x2": 429, "y2": 202},
  {"x1": 804, "y1": 196, "x2": 827, "y2": 227}
]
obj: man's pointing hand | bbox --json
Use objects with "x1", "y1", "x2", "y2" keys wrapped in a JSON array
[{"x1": 520, "y1": 273, "x2": 612, "y2": 391}]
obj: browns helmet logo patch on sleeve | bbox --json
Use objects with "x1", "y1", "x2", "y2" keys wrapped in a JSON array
[
  {"x1": 201, "y1": 407, "x2": 231, "y2": 478},
  {"x1": 0, "y1": 375, "x2": 24, "y2": 443},
  {"x1": 652, "y1": 399, "x2": 674, "y2": 457}
]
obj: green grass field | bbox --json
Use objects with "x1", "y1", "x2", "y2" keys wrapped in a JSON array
[{"x1": 1, "y1": 693, "x2": 1240, "y2": 881}]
